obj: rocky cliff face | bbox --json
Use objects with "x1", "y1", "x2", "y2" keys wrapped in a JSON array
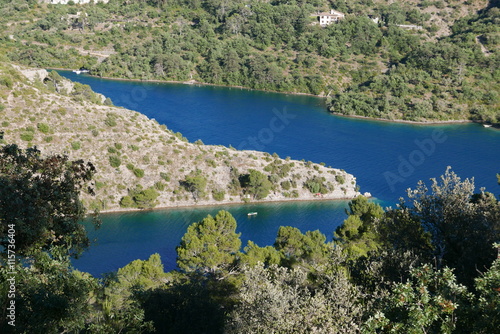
[{"x1": 0, "y1": 63, "x2": 361, "y2": 211}]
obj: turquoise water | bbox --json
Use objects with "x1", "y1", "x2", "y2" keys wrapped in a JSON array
[
  {"x1": 59, "y1": 72, "x2": 500, "y2": 276},
  {"x1": 76, "y1": 200, "x2": 353, "y2": 275}
]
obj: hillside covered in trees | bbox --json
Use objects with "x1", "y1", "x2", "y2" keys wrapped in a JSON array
[
  {"x1": 1, "y1": 148, "x2": 499, "y2": 332},
  {"x1": 0, "y1": 0, "x2": 498, "y2": 124}
]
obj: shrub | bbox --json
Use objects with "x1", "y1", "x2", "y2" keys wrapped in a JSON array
[
  {"x1": 281, "y1": 180, "x2": 292, "y2": 190},
  {"x1": 335, "y1": 175, "x2": 346, "y2": 184},
  {"x1": 132, "y1": 186, "x2": 159, "y2": 209},
  {"x1": 20, "y1": 131, "x2": 34, "y2": 141},
  {"x1": 133, "y1": 168, "x2": 145, "y2": 178},
  {"x1": 304, "y1": 176, "x2": 329, "y2": 194},
  {"x1": 160, "y1": 172, "x2": 170, "y2": 181},
  {"x1": 269, "y1": 174, "x2": 280, "y2": 184},
  {"x1": 120, "y1": 186, "x2": 159, "y2": 209},
  {"x1": 71, "y1": 141, "x2": 81, "y2": 150},
  {"x1": 37, "y1": 123, "x2": 50, "y2": 134},
  {"x1": 119, "y1": 195, "x2": 135, "y2": 208},
  {"x1": 212, "y1": 189, "x2": 226, "y2": 201},
  {"x1": 239, "y1": 169, "x2": 272, "y2": 200},
  {"x1": 0, "y1": 76, "x2": 13, "y2": 88},
  {"x1": 105, "y1": 113, "x2": 117, "y2": 127},
  {"x1": 109, "y1": 155, "x2": 121, "y2": 168},
  {"x1": 182, "y1": 169, "x2": 207, "y2": 200},
  {"x1": 154, "y1": 181, "x2": 165, "y2": 191}
]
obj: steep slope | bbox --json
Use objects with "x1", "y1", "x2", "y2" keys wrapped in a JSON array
[{"x1": 0, "y1": 62, "x2": 361, "y2": 211}]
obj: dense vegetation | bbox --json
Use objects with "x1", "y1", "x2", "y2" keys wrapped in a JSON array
[
  {"x1": 0, "y1": 0, "x2": 498, "y2": 124},
  {"x1": 1, "y1": 146, "x2": 499, "y2": 333},
  {"x1": 329, "y1": 4, "x2": 500, "y2": 124}
]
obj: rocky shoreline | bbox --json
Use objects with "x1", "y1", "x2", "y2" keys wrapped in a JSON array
[{"x1": 97, "y1": 191, "x2": 370, "y2": 214}]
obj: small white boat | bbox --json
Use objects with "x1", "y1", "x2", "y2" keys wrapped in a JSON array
[
  {"x1": 483, "y1": 124, "x2": 492, "y2": 128},
  {"x1": 247, "y1": 212, "x2": 258, "y2": 216},
  {"x1": 72, "y1": 69, "x2": 89, "y2": 74}
]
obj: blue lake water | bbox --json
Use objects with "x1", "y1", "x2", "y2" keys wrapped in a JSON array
[{"x1": 59, "y1": 72, "x2": 500, "y2": 276}]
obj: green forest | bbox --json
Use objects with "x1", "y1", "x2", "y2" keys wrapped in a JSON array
[
  {"x1": 1, "y1": 145, "x2": 499, "y2": 333},
  {"x1": 0, "y1": 0, "x2": 498, "y2": 124}
]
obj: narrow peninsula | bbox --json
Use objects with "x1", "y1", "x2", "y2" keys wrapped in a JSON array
[{"x1": 0, "y1": 63, "x2": 362, "y2": 212}]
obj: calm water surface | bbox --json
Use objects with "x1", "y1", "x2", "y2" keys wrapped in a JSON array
[{"x1": 59, "y1": 72, "x2": 500, "y2": 276}]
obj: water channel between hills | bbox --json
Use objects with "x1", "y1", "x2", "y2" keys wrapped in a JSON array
[{"x1": 58, "y1": 71, "x2": 500, "y2": 276}]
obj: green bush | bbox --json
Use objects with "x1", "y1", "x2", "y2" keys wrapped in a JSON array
[
  {"x1": 304, "y1": 176, "x2": 330, "y2": 194},
  {"x1": 154, "y1": 181, "x2": 165, "y2": 191},
  {"x1": 133, "y1": 168, "x2": 145, "y2": 178},
  {"x1": 95, "y1": 181, "x2": 106, "y2": 190},
  {"x1": 239, "y1": 169, "x2": 272, "y2": 200},
  {"x1": 335, "y1": 175, "x2": 346, "y2": 185},
  {"x1": 119, "y1": 195, "x2": 135, "y2": 208},
  {"x1": 37, "y1": 123, "x2": 50, "y2": 134},
  {"x1": 182, "y1": 169, "x2": 207, "y2": 200},
  {"x1": 20, "y1": 131, "x2": 34, "y2": 141},
  {"x1": 105, "y1": 113, "x2": 117, "y2": 127},
  {"x1": 109, "y1": 155, "x2": 121, "y2": 168},
  {"x1": 120, "y1": 186, "x2": 160, "y2": 209},
  {"x1": 0, "y1": 76, "x2": 13, "y2": 88},
  {"x1": 281, "y1": 180, "x2": 292, "y2": 190},
  {"x1": 71, "y1": 141, "x2": 81, "y2": 150},
  {"x1": 134, "y1": 188, "x2": 160, "y2": 208},
  {"x1": 212, "y1": 189, "x2": 226, "y2": 201},
  {"x1": 269, "y1": 174, "x2": 280, "y2": 184}
]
